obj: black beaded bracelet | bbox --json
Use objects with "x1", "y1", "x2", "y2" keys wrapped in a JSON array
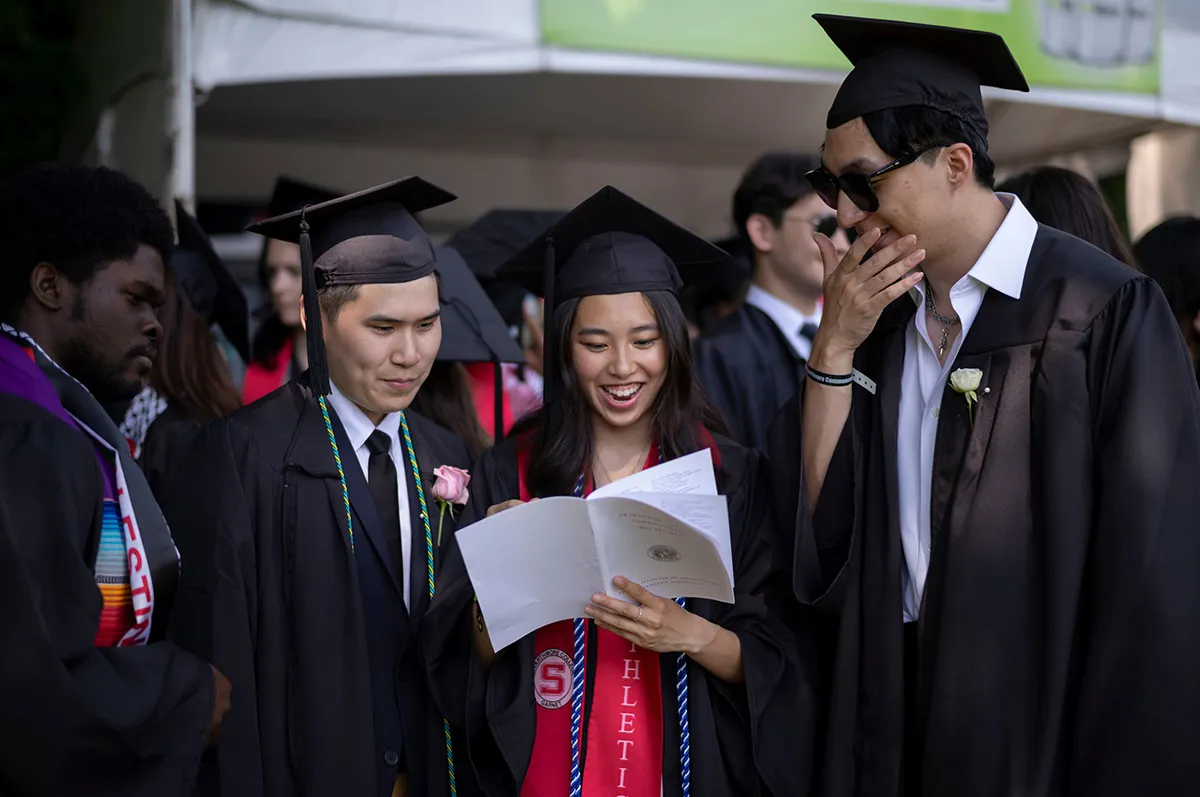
[{"x1": 806, "y1": 364, "x2": 855, "y2": 387}]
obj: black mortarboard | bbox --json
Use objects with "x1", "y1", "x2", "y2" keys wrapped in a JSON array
[
  {"x1": 447, "y1": 208, "x2": 564, "y2": 328},
  {"x1": 267, "y1": 176, "x2": 339, "y2": 219},
  {"x1": 173, "y1": 200, "x2": 250, "y2": 363},
  {"x1": 449, "y1": 209, "x2": 565, "y2": 280},
  {"x1": 434, "y1": 245, "x2": 525, "y2": 441},
  {"x1": 433, "y1": 246, "x2": 524, "y2": 366},
  {"x1": 817, "y1": 14, "x2": 1030, "y2": 141},
  {"x1": 496, "y1": 186, "x2": 727, "y2": 411},
  {"x1": 245, "y1": 176, "x2": 457, "y2": 396}
]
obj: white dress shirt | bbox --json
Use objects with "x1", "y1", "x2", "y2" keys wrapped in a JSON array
[
  {"x1": 744, "y1": 285, "x2": 823, "y2": 361},
  {"x1": 897, "y1": 194, "x2": 1037, "y2": 622},
  {"x1": 328, "y1": 382, "x2": 413, "y2": 610}
]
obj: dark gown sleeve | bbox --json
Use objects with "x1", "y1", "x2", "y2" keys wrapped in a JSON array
[
  {"x1": 765, "y1": 386, "x2": 857, "y2": 614},
  {"x1": 1067, "y1": 278, "x2": 1200, "y2": 793},
  {"x1": 138, "y1": 409, "x2": 200, "y2": 498},
  {"x1": 422, "y1": 444, "x2": 519, "y2": 796},
  {"x1": 693, "y1": 336, "x2": 750, "y2": 446},
  {"x1": 0, "y1": 408, "x2": 215, "y2": 797},
  {"x1": 159, "y1": 421, "x2": 264, "y2": 797},
  {"x1": 701, "y1": 444, "x2": 818, "y2": 797}
]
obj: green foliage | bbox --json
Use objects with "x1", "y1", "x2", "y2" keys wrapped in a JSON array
[{"x1": 0, "y1": 0, "x2": 85, "y2": 175}]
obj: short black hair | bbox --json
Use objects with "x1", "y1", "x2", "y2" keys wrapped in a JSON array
[
  {"x1": 317, "y1": 284, "x2": 361, "y2": 322},
  {"x1": 0, "y1": 162, "x2": 174, "y2": 324},
  {"x1": 316, "y1": 271, "x2": 443, "y2": 323},
  {"x1": 862, "y1": 105, "x2": 997, "y2": 189},
  {"x1": 732, "y1": 153, "x2": 822, "y2": 249},
  {"x1": 1135, "y1": 216, "x2": 1200, "y2": 321},
  {"x1": 997, "y1": 166, "x2": 1136, "y2": 268}
]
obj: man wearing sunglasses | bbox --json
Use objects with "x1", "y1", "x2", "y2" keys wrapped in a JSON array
[
  {"x1": 770, "y1": 14, "x2": 1200, "y2": 797},
  {"x1": 694, "y1": 152, "x2": 851, "y2": 451}
]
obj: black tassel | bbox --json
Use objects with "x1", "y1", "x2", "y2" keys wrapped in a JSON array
[
  {"x1": 541, "y1": 236, "x2": 556, "y2": 412},
  {"x1": 493, "y1": 359, "x2": 504, "y2": 444},
  {"x1": 299, "y1": 210, "x2": 331, "y2": 396}
]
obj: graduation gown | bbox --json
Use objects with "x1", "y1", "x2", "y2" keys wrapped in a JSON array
[
  {"x1": 693, "y1": 303, "x2": 804, "y2": 452},
  {"x1": 158, "y1": 375, "x2": 481, "y2": 797},
  {"x1": 423, "y1": 434, "x2": 817, "y2": 797},
  {"x1": 767, "y1": 226, "x2": 1200, "y2": 797},
  {"x1": 0, "y1": 391, "x2": 214, "y2": 796},
  {"x1": 124, "y1": 403, "x2": 198, "y2": 497}
]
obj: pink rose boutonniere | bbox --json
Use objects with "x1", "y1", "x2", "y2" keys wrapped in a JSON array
[{"x1": 431, "y1": 465, "x2": 471, "y2": 545}]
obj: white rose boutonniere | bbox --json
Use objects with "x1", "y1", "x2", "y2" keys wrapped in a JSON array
[{"x1": 949, "y1": 368, "x2": 983, "y2": 428}]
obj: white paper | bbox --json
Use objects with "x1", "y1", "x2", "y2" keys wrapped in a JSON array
[
  {"x1": 588, "y1": 449, "x2": 717, "y2": 498},
  {"x1": 588, "y1": 494, "x2": 732, "y2": 601},
  {"x1": 456, "y1": 452, "x2": 733, "y2": 651},
  {"x1": 455, "y1": 497, "x2": 600, "y2": 651}
]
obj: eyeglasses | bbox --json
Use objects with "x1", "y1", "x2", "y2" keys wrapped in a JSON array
[
  {"x1": 805, "y1": 144, "x2": 943, "y2": 213},
  {"x1": 783, "y1": 213, "x2": 841, "y2": 239}
]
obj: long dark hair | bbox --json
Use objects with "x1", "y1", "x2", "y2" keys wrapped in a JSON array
[
  {"x1": 149, "y1": 274, "x2": 242, "y2": 423},
  {"x1": 997, "y1": 166, "x2": 1137, "y2": 268},
  {"x1": 515, "y1": 290, "x2": 727, "y2": 498},
  {"x1": 1135, "y1": 216, "x2": 1200, "y2": 367},
  {"x1": 411, "y1": 360, "x2": 493, "y2": 460}
]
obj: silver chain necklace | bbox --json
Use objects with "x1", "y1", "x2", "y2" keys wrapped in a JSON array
[{"x1": 925, "y1": 286, "x2": 960, "y2": 359}]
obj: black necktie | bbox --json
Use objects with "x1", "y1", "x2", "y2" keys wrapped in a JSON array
[
  {"x1": 799, "y1": 322, "x2": 820, "y2": 342},
  {"x1": 366, "y1": 430, "x2": 402, "y2": 572}
]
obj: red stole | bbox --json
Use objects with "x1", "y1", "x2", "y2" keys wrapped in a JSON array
[
  {"x1": 242, "y1": 336, "x2": 292, "y2": 404},
  {"x1": 519, "y1": 444, "x2": 664, "y2": 797}
]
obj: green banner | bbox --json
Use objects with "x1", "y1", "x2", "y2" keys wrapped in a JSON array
[{"x1": 542, "y1": 0, "x2": 1159, "y2": 94}]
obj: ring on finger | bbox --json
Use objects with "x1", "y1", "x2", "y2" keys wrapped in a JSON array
[{"x1": 637, "y1": 604, "x2": 644, "y2": 622}]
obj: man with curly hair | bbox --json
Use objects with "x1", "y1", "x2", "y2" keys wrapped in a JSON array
[{"x1": 0, "y1": 162, "x2": 230, "y2": 796}]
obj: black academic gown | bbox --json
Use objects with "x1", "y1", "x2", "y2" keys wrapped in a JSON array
[
  {"x1": 767, "y1": 226, "x2": 1200, "y2": 797},
  {"x1": 137, "y1": 404, "x2": 198, "y2": 496},
  {"x1": 423, "y1": 434, "x2": 817, "y2": 797},
  {"x1": 693, "y1": 303, "x2": 804, "y2": 452},
  {"x1": 0, "y1": 398, "x2": 214, "y2": 796},
  {"x1": 159, "y1": 375, "x2": 481, "y2": 797}
]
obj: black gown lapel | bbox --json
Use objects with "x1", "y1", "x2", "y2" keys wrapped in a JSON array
[
  {"x1": 928, "y1": 285, "x2": 1023, "y2": 558},
  {"x1": 403, "y1": 418, "x2": 430, "y2": 620},
  {"x1": 287, "y1": 399, "x2": 404, "y2": 597}
]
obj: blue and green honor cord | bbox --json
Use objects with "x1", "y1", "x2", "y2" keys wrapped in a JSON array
[{"x1": 318, "y1": 396, "x2": 458, "y2": 796}]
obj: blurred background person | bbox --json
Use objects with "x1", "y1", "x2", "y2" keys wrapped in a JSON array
[
  {"x1": 997, "y1": 165, "x2": 1137, "y2": 267},
  {"x1": 1135, "y1": 215, "x2": 1200, "y2": 384},
  {"x1": 693, "y1": 152, "x2": 851, "y2": 451},
  {"x1": 410, "y1": 360, "x2": 493, "y2": 460},
  {"x1": 446, "y1": 208, "x2": 564, "y2": 431},
  {"x1": 115, "y1": 202, "x2": 246, "y2": 492},
  {"x1": 680, "y1": 233, "x2": 753, "y2": 339},
  {"x1": 242, "y1": 177, "x2": 337, "y2": 403}
]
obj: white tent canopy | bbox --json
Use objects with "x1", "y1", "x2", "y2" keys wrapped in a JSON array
[{"x1": 187, "y1": 0, "x2": 1197, "y2": 238}]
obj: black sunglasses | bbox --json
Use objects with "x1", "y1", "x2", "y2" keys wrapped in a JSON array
[{"x1": 805, "y1": 144, "x2": 943, "y2": 213}]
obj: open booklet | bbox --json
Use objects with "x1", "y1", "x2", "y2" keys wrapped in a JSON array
[{"x1": 456, "y1": 449, "x2": 734, "y2": 651}]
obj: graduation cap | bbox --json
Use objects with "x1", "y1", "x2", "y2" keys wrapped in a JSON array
[
  {"x1": 449, "y1": 209, "x2": 565, "y2": 280},
  {"x1": 267, "y1": 176, "x2": 339, "y2": 219},
  {"x1": 447, "y1": 209, "x2": 564, "y2": 329},
  {"x1": 816, "y1": 14, "x2": 1030, "y2": 141},
  {"x1": 434, "y1": 245, "x2": 525, "y2": 440},
  {"x1": 245, "y1": 176, "x2": 457, "y2": 396},
  {"x1": 495, "y1": 185, "x2": 728, "y2": 411},
  {"x1": 172, "y1": 200, "x2": 250, "y2": 363}
]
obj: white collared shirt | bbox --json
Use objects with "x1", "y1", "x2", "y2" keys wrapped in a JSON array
[
  {"x1": 744, "y1": 285, "x2": 823, "y2": 361},
  {"x1": 328, "y1": 382, "x2": 413, "y2": 610},
  {"x1": 897, "y1": 194, "x2": 1036, "y2": 622}
]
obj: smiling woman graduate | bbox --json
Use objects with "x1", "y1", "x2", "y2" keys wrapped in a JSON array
[{"x1": 422, "y1": 186, "x2": 817, "y2": 797}]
